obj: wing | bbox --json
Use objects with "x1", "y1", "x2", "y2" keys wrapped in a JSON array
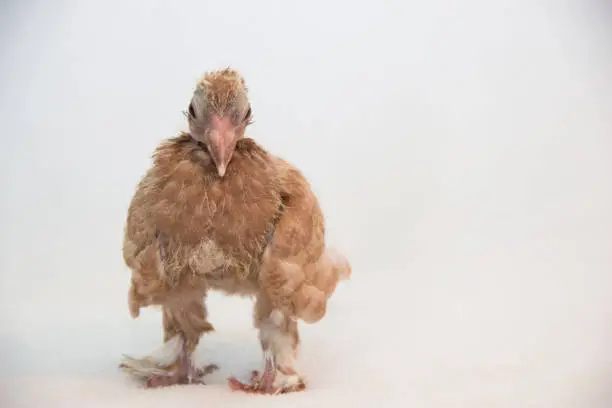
[
  {"x1": 258, "y1": 157, "x2": 350, "y2": 323},
  {"x1": 122, "y1": 167, "x2": 168, "y2": 317},
  {"x1": 122, "y1": 135, "x2": 223, "y2": 317},
  {"x1": 123, "y1": 169, "x2": 158, "y2": 270}
]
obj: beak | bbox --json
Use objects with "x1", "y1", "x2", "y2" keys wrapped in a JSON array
[{"x1": 207, "y1": 114, "x2": 237, "y2": 177}]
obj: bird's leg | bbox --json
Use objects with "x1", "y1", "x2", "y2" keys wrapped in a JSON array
[
  {"x1": 120, "y1": 294, "x2": 218, "y2": 387},
  {"x1": 228, "y1": 295, "x2": 305, "y2": 394}
]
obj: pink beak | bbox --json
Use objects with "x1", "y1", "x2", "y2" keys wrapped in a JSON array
[{"x1": 207, "y1": 114, "x2": 237, "y2": 177}]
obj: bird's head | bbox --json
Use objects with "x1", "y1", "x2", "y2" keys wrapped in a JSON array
[{"x1": 186, "y1": 67, "x2": 253, "y2": 177}]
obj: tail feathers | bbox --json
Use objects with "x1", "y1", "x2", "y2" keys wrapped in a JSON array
[
  {"x1": 310, "y1": 247, "x2": 351, "y2": 297},
  {"x1": 292, "y1": 248, "x2": 351, "y2": 324},
  {"x1": 326, "y1": 247, "x2": 352, "y2": 281}
]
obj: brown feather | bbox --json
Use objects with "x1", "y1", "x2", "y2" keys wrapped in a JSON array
[
  {"x1": 120, "y1": 68, "x2": 350, "y2": 390},
  {"x1": 124, "y1": 133, "x2": 282, "y2": 305},
  {"x1": 124, "y1": 131, "x2": 349, "y2": 319}
]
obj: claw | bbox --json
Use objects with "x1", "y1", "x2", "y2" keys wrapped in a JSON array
[
  {"x1": 120, "y1": 352, "x2": 219, "y2": 388},
  {"x1": 227, "y1": 355, "x2": 305, "y2": 395},
  {"x1": 144, "y1": 363, "x2": 219, "y2": 388},
  {"x1": 227, "y1": 375, "x2": 306, "y2": 395}
]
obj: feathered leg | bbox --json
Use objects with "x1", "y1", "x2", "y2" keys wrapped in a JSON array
[
  {"x1": 120, "y1": 294, "x2": 218, "y2": 388},
  {"x1": 228, "y1": 293, "x2": 305, "y2": 394}
]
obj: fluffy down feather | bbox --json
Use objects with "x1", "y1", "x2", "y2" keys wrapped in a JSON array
[
  {"x1": 121, "y1": 130, "x2": 350, "y2": 393},
  {"x1": 123, "y1": 133, "x2": 349, "y2": 320},
  {"x1": 120, "y1": 67, "x2": 350, "y2": 394}
]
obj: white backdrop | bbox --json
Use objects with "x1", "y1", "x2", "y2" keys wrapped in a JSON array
[{"x1": 1, "y1": 1, "x2": 611, "y2": 407}]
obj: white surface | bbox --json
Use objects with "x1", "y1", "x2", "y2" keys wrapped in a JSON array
[{"x1": 1, "y1": 1, "x2": 612, "y2": 407}]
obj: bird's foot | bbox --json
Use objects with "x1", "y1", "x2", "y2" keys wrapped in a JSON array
[
  {"x1": 144, "y1": 362, "x2": 219, "y2": 388},
  {"x1": 120, "y1": 336, "x2": 219, "y2": 388},
  {"x1": 228, "y1": 355, "x2": 306, "y2": 395},
  {"x1": 120, "y1": 354, "x2": 219, "y2": 388}
]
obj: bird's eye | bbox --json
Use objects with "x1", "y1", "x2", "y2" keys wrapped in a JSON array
[
  {"x1": 188, "y1": 103, "x2": 196, "y2": 119},
  {"x1": 243, "y1": 106, "x2": 252, "y2": 123}
]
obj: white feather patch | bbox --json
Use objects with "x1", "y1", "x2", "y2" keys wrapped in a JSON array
[
  {"x1": 119, "y1": 335, "x2": 183, "y2": 380},
  {"x1": 326, "y1": 247, "x2": 351, "y2": 280}
]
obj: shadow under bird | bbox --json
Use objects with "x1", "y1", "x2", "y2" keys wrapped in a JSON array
[{"x1": 119, "y1": 67, "x2": 351, "y2": 395}]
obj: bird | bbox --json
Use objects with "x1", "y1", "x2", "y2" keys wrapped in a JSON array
[{"x1": 119, "y1": 67, "x2": 351, "y2": 394}]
